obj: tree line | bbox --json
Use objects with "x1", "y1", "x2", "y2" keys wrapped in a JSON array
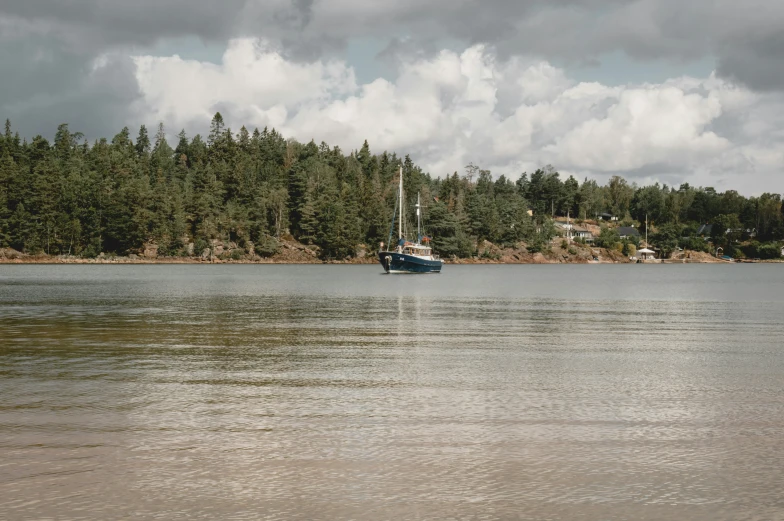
[{"x1": 1, "y1": 114, "x2": 782, "y2": 260}]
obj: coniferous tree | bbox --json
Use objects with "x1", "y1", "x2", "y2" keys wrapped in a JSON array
[
  {"x1": 136, "y1": 125, "x2": 151, "y2": 158},
  {"x1": 1, "y1": 112, "x2": 781, "y2": 261}
]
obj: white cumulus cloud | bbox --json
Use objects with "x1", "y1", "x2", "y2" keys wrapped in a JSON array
[
  {"x1": 548, "y1": 86, "x2": 729, "y2": 171},
  {"x1": 133, "y1": 38, "x2": 784, "y2": 193}
]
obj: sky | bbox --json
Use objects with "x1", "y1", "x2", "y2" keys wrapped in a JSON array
[{"x1": 1, "y1": 0, "x2": 783, "y2": 194}]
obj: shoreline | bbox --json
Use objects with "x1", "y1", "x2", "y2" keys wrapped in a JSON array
[
  {"x1": 2, "y1": 245, "x2": 780, "y2": 265},
  {"x1": 2, "y1": 255, "x2": 776, "y2": 265}
]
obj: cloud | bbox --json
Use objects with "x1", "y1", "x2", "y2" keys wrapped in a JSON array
[
  {"x1": 3, "y1": 0, "x2": 784, "y2": 193},
  {"x1": 0, "y1": 27, "x2": 141, "y2": 140},
  {"x1": 0, "y1": 1, "x2": 250, "y2": 51},
  {"x1": 133, "y1": 39, "x2": 357, "y2": 129},
  {"x1": 133, "y1": 38, "x2": 784, "y2": 194},
  {"x1": 4, "y1": 0, "x2": 784, "y2": 90},
  {"x1": 548, "y1": 86, "x2": 728, "y2": 171}
]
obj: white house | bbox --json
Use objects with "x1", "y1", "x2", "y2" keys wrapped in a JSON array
[{"x1": 572, "y1": 226, "x2": 594, "y2": 242}]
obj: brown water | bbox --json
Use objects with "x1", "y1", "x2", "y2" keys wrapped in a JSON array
[{"x1": 1, "y1": 265, "x2": 784, "y2": 520}]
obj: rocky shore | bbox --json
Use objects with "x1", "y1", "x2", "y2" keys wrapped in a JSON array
[{"x1": 0, "y1": 237, "x2": 734, "y2": 265}]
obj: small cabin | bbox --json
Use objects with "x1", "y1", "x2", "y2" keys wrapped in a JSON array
[
  {"x1": 697, "y1": 224, "x2": 713, "y2": 237},
  {"x1": 618, "y1": 226, "x2": 640, "y2": 239},
  {"x1": 572, "y1": 226, "x2": 594, "y2": 242}
]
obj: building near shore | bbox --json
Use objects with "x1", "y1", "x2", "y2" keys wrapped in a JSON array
[
  {"x1": 618, "y1": 226, "x2": 640, "y2": 239},
  {"x1": 637, "y1": 247, "x2": 656, "y2": 260},
  {"x1": 572, "y1": 226, "x2": 594, "y2": 242}
]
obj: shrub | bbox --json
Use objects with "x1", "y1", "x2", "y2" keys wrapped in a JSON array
[
  {"x1": 595, "y1": 226, "x2": 620, "y2": 249},
  {"x1": 194, "y1": 238, "x2": 209, "y2": 257},
  {"x1": 678, "y1": 236, "x2": 710, "y2": 253},
  {"x1": 527, "y1": 238, "x2": 547, "y2": 253},
  {"x1": 741, "y1": 241, "x2": 782, "y2": 259},
  {"x1": 255, "y1": 235, "x2": 280, "y2": 257},
  {"x1": 759, "y1": 243, "x2": 783, "y2": 259}
]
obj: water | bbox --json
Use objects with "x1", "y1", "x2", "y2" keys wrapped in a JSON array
[{"x1": 1, "y1": 264, "x2": 784, "y2": 520}]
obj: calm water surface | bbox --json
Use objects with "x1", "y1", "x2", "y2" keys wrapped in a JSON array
[{"x1": 1, "y1": 265, "x2": 784, "y2": 520}]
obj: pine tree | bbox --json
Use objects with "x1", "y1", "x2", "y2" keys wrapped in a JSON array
[
  {"x1": 152, "y1": 123, "x2": 174, "y2": 175},
  {"x1": 0, "y1": 117, "x2": 779, "y2": 262},
  {"x1": 136, "y1": 125, "x2": 151, "y2": 157},
  {"x1": 238, "y1": 126, "x2": 250, "y2": 152},
  {"x1": 174, "y1": 130, "x2": 190, "y2": 165},
  {"x1": 0, "y1": 153, "x2": 17, "y2": 246},
  {"x1": 208, "y1": 112, "x2": 225, "y2": 146}
]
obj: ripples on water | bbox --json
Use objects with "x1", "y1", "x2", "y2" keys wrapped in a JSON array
[{"x1": 1, "y1": 265, "x2": 784, "y2": 520}]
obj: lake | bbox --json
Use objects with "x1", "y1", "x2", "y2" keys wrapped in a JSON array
[{"x1": 1, "y1": 264, "x2": 783, "y2": 520}]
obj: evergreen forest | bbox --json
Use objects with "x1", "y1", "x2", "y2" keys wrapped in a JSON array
[{"x1": 1, "y1": 114, "x2": 783, "y2": 261}]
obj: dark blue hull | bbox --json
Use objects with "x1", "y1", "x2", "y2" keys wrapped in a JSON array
[{"x1": 378, "y1": 252, "x2": 442, "y2": 273}]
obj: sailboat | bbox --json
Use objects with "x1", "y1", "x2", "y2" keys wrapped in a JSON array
[{"x1": 378, "y1": 167, "x2": 444, "y2": 274}]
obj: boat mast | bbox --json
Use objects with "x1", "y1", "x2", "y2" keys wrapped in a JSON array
[
  {"x1": 416, "y1": 192, "x2": 421, "y2": 240},
  {"x1": 398, "y1": 166, "x2": 403, "y2": 241}
]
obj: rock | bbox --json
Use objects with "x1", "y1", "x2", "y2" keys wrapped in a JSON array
[
  {"x1": 0, "y1": 248, "x2": 23, "y2": 260},
  {"x1": 128, "y1": 254, "x2": 139, "y2": 260},
  {"x1": 185, "y1": 242, "x2": 194, "y2": 256},
  {"x1": 142, "y1": 243, "x2": 158, "y2": 258},
  {"x1": 201, "y1": 248, "x2": 211, "y2": 259}
]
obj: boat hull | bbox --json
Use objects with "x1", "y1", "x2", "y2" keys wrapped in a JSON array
[{"x1": 378, "y1": 252, "x2": 442, "y2": 273}]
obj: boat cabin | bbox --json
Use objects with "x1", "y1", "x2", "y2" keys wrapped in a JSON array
[{"x1": 398, "y1": 241, "x2": 431, "y2": 257}]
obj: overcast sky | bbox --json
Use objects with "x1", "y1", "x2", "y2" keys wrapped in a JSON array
[{"x1": 1, "y1": 0, "x2": 783, "y2": 193}]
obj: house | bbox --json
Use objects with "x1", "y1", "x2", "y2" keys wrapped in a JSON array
[
  {"x1": 598, "y1": 213, "x2": 618, "y2": 221},
  {"x1": 572, "y1": 226, "x2": 594, "y2": 242},
  {"x1": 696, "y1": 224, "x2": 713, "y2": 236},
  {"x1": 697, "y1": 223, "x2": 755, "y2": 240},
  {"x1": 555, "y1": 222, "x2": 573, "y2": 231},
  {"x1": 618, "y1": 226, "x2": 640, "y2": 239}
]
